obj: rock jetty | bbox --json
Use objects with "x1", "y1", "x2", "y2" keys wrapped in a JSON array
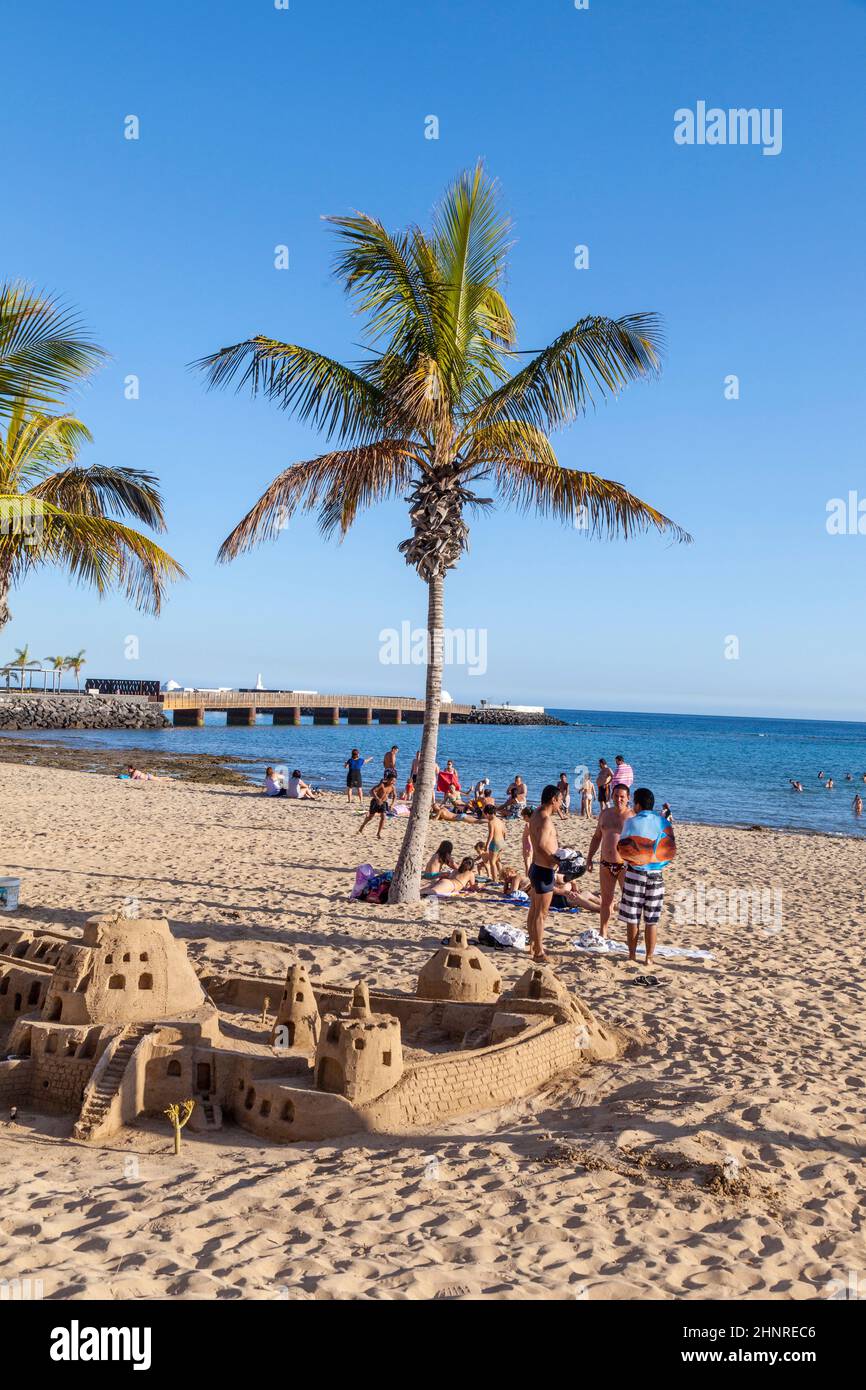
[
  {"x1": 463, "y1": 707, "x2": 567, "y2": 727},
  {"x1": 0, "y1": 693, "x2": 168, "y2": 732}
]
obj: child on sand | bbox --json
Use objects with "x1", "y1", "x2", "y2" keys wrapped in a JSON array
[
  {"x1": 425, "y1": 840, "x2": 456, "y2": 874},
  {"x1": 358, "y1": 772, "x2": 397, "y2": 838},
  {"x1": 482, "y1": 804, "x2": 506, "y2": 882}
]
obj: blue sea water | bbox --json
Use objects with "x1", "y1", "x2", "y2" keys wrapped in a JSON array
[{"x1": 4, "y1": 708, "x2": 866, "y2": 839}]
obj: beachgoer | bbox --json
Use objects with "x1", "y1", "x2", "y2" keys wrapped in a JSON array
[
  {"x1": 580, "y1": 772, "x2": 595, "y2": 819},
  {"x1": 425, "y1": 840, "x2": 456, "y2": 874},
  {"x1": 508, "y1": 775, "x2": 528, "y2": 807},
  {"x1": 287, "y1": 770, "x2": 317, "y2": 800},
  {"x1": 854, "y1": 795, "x2": 863, "y2": 817},
  {"x1": 789, "y1": 781, "x2": 804, "y2": 793},
  {"x1": 384, "y1": 746, "x2": 399, "y2": 775},
  {"x1": 586, "y1": 783, "x2": 631, "y2": 938},
  {"x1": 472, "y1": 776, "x2": 491, "y2": 801},
  {"x1": 611, "y1": 755, "x2": 634, "y2": 791},
  {"x1": 421, "y1": 856, "x2": 477, "y2": 898},
  {"x1": 597, "y1": 758, "x2": 613, "y2": 809},
  {"x1": 826, "y1": 778, "x2": 835, "y2": 790},
  {"x1": 264, "y1": 766, "x2": 287, "y2": 797},
  {"x1": 662, "y1": 801, "x2": 674, "y2": 820},
  {"x1": 124, "y1": 764, "x2": 160, "y2": 781},
  {"x1": 358, "y1": 772, "x2": 397, "y2": 836},
  {"x1": 526, "y1": 785, "x2": 562, "y2": 963},
  {"x1": 403, "y1": 774, "x2": 415, "y2": 802},
  {"x1": 483, "y1": 804, "x2": 507, "y2": 882},
  {"x1": 521, "y1": 806, "x2": 534, "y2": 874},
  {"x1": 556, "y1": 772, "x2": 570, "y2": 818},
  {"x1": 344, "y1": 748, "x2": 372, "y2": 805},
  {"x1": 436, "y1": 760, "x2": 462, "y2": 801},
  {"x1": 818, "y1": 771, "x2": 824, "y2": 780},
  {"x1": 617, "y1": 788, "x2": 676, "y2": 966}
]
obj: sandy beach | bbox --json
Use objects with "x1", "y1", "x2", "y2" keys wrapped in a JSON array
[{"x1": 1, "y1": 759, "x2": 864, "y2": 1302}]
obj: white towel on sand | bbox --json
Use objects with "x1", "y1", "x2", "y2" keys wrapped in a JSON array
[{"x1": 571, "y1": 928, "x2": 712, "y2": 961}]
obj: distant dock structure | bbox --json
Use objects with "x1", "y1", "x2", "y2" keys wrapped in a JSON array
[{"x1": 158, "y1": 689, "x2": 473, "y2": 727}]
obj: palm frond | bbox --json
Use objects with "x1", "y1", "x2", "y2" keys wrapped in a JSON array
[
  {"x1": 0, "y1": 282, "x2": 106, "y2": 417},
  {"x1": 29, "y1": 465, "x2": 167, "y2": 530},
  {"x1": 326, "y1": 214, "x2": 441, "y2": 359},
  {"x1": 491, "y1": 456, "x2": 692, "y2": 544},
  {"x1": 470, "y1": 313, "x2": 664, "y2": 430},
  {"x1": 192, "y1": 337, "x2": 385, "y2": 443},
  {"x1": 217, "y1": 439, "x2": 419, "y2": 561}
]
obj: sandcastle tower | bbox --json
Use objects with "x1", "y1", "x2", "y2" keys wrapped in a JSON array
[
  {"x1": 502, "y1": 963, "x2": 574, "y2": 1010},
  {"x1": 416, "y1": 927, "x2": 502, "y2": 1003},
  {"x1": 269, "y1": 962, "x2": 320, "y2": 1050},
  {"x1": 41, "y1": 914, "x2": 207, "y2": 1026},
  {"x1": 314, "y1": 980, "x2": 403, "y2": 1104}
]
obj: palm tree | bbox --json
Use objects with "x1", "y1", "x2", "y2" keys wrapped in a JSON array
[
  {"x1": 44, "y1": 653, "x2": 66, "y2": 692},
  {"x1": 11, "y1": 643, "x2": 32, "y2": 689},
  {"x1": 65, "y1": 649, "x2": 86, "y2": 692},
  {"x1": 0, "y1": 402, "x2": 186, "y2": 633},
  {"x1": 196, "y1": 165, "x2": 691, "y2": 902},
  {"x1": 0, "y1": 281, "x2": 106, "y2": 420}
]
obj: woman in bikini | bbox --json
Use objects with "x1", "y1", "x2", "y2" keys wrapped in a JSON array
[{"x1": 420, "y1": 856, "x2": 478, "y2": 898}]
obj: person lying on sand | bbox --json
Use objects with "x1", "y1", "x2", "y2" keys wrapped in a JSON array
[
  {"x1": 420, "y1": 856, "x2": 478, "y2": 898},
  {"x1": 430, "y1": 800, "x2": 464, "y2": 821},
  {"x1": 123, "y1": 764, "x2": 161, "y2": 781},
  {"x1": 358, "y1": 772, "x2": 397, "y2": 838},
  {"x1": 425, "y1": 839, "x2": 456, "y2": 874}
]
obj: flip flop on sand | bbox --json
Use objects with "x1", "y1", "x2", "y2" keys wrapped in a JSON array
[{"x1": 628, "y1": 973, "x2": 667, "y2": 987}]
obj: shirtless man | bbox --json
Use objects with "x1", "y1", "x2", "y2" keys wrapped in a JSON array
[
  {"x1": 586, "y1": 782, "x2": 630, "y2": 937},
  {"x1": 526, "y1": 785, "x2": 562, "y2": 962}
]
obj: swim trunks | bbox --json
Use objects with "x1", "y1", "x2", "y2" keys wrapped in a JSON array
[
  {"x1": 529, "y1": 864, "x2": 556, "y2": 896},
  {"x1": 347, "y1": 770, "x2": 362, "y2": 788},
  {"x1": 600, "y1": 859, "x2": 626, "y2": 876},
  {"x1": 618, "y1": 868, "x2": 665, "y2": 926},
  {"x1": 598, "y1": 784, "x2": 610, "y2": 806}
]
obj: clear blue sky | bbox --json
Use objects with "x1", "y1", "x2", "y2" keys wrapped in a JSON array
[{"x1": 3, "y1": 0, "x2": 864, "y2": 719}]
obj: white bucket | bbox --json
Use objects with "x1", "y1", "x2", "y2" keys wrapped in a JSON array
[{"x1": 0, "y1": 877, "x2": 20, "y2": 911}]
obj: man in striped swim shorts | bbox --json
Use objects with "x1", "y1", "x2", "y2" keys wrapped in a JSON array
[{"x1": 616, "y1": 788, "x2": 676, "y2": 966}]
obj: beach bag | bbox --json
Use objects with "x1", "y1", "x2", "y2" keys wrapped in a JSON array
[
  {"x1": 351, "y1": 864, "x2": 375, "y2": 900},
  {"x1": 556, "y1": 848, "x2": 586, "y2": 880},
  {"x1": 366, "y1": 872, "x2": 392, "y2": 904}
]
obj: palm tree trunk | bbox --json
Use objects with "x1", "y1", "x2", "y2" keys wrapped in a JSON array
[
  {"x1": 389, "y1": 574, "x2": 444, "y2": 903},
  {"x1": 0, "y1": 583, "x2": 10, "y2": 635}
]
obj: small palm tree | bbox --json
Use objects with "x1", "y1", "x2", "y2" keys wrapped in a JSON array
[
  {"x1": 11, "y1": 643, "x2": 32, "y2": 689},
  {"x1": 44, "y1": 654, "x2": 66, "y2": 692},
  {"x1": 196, "y1": 166, "x2": 691, "y2": 902},
  {"x1": 65, "y1": 649, "x2": 86, "y2": 692},
  {"x1": 0, "y1": 281, "x2": 105, "y2": 420},
  {"x1": 0, "y1": 403, "x2": 185, "y2": 633}
]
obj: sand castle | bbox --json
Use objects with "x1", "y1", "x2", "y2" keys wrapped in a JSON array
[{"x1": 0, "y1": 921, "x2": 618, "y2": 1145}]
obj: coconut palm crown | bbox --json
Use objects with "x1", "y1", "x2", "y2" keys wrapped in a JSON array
[{"x1": 195, "y1": 165, "x2": 690, "y2": 901}]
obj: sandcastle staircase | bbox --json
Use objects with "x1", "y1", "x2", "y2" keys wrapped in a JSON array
[
  {"x1": 73, "y1": 1022, "x2": 152, "y2": 1141},
  {"x1": 189, "y1": 1093, "x2": 222, "y2": 1132}
]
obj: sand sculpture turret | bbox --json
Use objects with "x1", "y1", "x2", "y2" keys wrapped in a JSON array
[
  {"x1": 270, "y1": 962, "x2": 320, "y2": 1050},
  {"x1": 314, "y1": 980, "x2": 403, "y2": 1104},
  {"x1": 41, "y1": 914, "x2": 207, "y2": 1026},
  {"x1": 416, "y1": 927, "x2": 502, "y2": 1003}
]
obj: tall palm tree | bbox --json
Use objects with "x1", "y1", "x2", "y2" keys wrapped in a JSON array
[
  {"x1": 0, "y1": 402, "x2": 186, "y2": 633},
  {"x1": 65, "y1": 649, "x2": 86, "y2": 692},
  {"x1": 196, "y1": 165, "x2": 691, "y2": 902},
  {"x1": 0, "y1": 281, "x2": 106, "y2": 420},
  {"x1": 44, "y1": 653, "x2": 66, "y2": 692}
]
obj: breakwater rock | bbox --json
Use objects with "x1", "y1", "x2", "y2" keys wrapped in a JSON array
[
  {"x1": 0, "y1": 693, "x2": 168, "y2": 732},
  {"x1": 463, "y1": 708, "x2": 568, "y2": 727}
]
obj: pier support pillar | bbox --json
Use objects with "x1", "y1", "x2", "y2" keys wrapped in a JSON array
[
  {"x1": 402, "y1": 710, "x2": 425, "y2": 724},
  {"x1": 173, "y1": 707, "x2": 205, "y2": 728},
  {"x1": 377, "y1": 708, "x2": 402, "y2": 724},
  {"x1": 441, "y1": 709, "x2": 452, "y2": 724},
  {"x1": 227, "y1": 707, "x2": 257, "y2": 726},
  {"x1": 313, "y1": 706, "x2": 340, "y2": 725},
  {"x1": 348, "y1": 708, "x2": 373, "y2": 725},
  {"x1": 273, "y1": 708, "x2": 301, "y2": 726}
]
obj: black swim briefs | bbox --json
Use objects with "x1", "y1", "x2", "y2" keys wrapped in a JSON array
[{"x1": 529, "y1": 864, "x2": 556, "y2": 896}]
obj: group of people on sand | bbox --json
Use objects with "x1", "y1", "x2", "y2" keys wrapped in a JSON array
[
  {"x1": 263, "y1": 767, "x2": 320, "y2": 800},
  {"x1": 789, "y1": 770, "x2": 865, "y2": 814}
]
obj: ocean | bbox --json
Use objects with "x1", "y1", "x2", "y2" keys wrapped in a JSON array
[{"x1": 4, "y1": 707, "x2": 866, "y2": 839}]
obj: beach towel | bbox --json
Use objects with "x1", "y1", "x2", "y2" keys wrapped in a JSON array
[
  {"x1": 571, "y1": 928, "x2": 712, "y2": 961},
  {"x1": 478, "y1": 923, "x2": 528, "y2": 952}
]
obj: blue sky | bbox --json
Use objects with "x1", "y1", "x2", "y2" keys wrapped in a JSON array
[{"x1": 2, "y1": 0, "x2": 864, "y2": 718}]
